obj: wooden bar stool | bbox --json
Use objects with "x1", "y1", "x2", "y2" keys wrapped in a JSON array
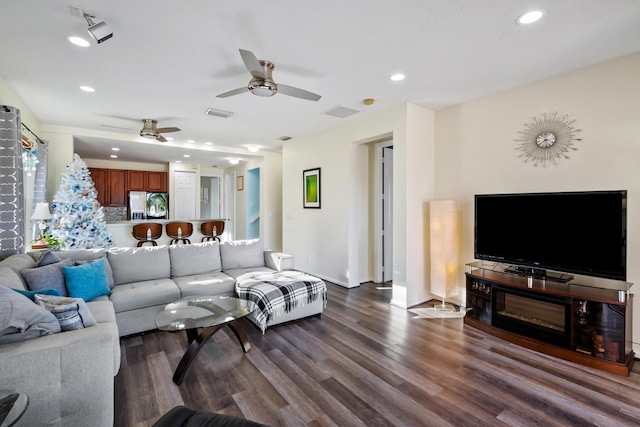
[
  {"x1": 166, "y1": 221, "x2": 193, "y2": 245},
  {"x1": 200, "y1": 220, "x2": 225, "y2": 242},
  {"x1": 132, "y1": 223, "x2": 163, "y2": 247}
]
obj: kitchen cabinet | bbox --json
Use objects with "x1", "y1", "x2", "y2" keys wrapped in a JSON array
[
  {"x1": 128, "y1": 170, "x2": 146, "y2": 191},
  {"x1": 146, "y1": 171, "x2": 167, "y2": 192},
  {"x1": 90, "y1": 168, "x2": 108, "y2": 206},
  {"x1": 107, "y1": 169, "x2": 128, "y2": 206}
]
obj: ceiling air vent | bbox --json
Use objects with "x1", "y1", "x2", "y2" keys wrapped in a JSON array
[
  {"x1": 323, "y1": 105, "x2": 360, "y2": 119},
  {"x1": 205, "y1": 108, "x2": 233, "y2": 118}
]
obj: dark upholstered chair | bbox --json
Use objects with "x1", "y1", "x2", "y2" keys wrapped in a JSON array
[
  {"x1": 152, "y1": 406, "x2": 268, "y2": 427},
  {"x1": 200, "y1": 220, "x2": 225, "y2": 242},
  {"x1": 166, "y1": 221, "x2": 193, "y2": 245},
  {"x1": 132, "y1": 222, "x2": 163, "y2": 247}
]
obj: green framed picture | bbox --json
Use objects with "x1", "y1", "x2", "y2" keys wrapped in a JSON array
[{"x1": 303, "y1": 167, "x2": 321, "y2": 208}]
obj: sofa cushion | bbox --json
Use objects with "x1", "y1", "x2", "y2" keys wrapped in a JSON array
[
  {"x1": 0, "y1": 254, "x2": 35, "y2": 289},
  {"x1": 172, "y1": 271, "x2": 236, "y2": 297},
  {"x1": 107, "y1": 246, "x2": 171, "y2": 285},
  {"x1": 34, "y1": 294, "x2": 97, "y2": 331},
  {"x1": 0, "y1": 285, "x2": 61, "y2": 343},
  {"x1": 109, "y1": 278, "x2": 179, "y2": 313},
  {"x1": 20, "y1": 259, "x2": 74, "y2": 296},
  {"x1": 62, "y1": 258, "x2": 112, "y2": 301},
  {"x1": 169, "y1": 241, "x2": 222, "y2": 277},
  {"x1": 220, "y1": 239, "x2": 264, "y2": 270},
  {"x1": 221, "y1": 266, "x2": 276, "y2": 280},
  {"x1": 0, "y1": 266, "x2": 27, "y2": 290}
]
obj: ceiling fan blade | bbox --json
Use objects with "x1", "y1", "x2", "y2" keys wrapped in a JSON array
[
  {"x1": 156, "y1": 127, "x2": 181, "y2": 133},
  {"x1": 101, "y1": 124, "x2": 136, "y2": 131},
  {"x1": 277, "y1": 84, "x2": 322, "y2": 101},
  {"x1": 216, "y1": 87, "x2": 248, "y2": 98},
  {"x1": 157, "y1": 135, "x2": 167, "y2": 143},
  {"x1": 239, "y1": 49, "x2": 265, "y2": 79}
]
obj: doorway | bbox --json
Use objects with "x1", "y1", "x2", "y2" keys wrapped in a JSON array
[
  {"x1": 224, "y1": 170, "x2": 236, "y2": 240},
  {"x1": 246, "y1": 168, "x2": 260, "y2": 239},
  {"x1": 200, "y1": 176, "x2": 222, "y2": 219},
  {"x1": 375, "y1": 140, "x2": 393, "y2": 285}
]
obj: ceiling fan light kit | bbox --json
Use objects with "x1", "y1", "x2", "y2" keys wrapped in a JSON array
[
  {"x1": 83, "y1": 13, "x2": 113, "y2": 44},
  {"x1": 216, "y1": 49, "x2": 321, "y2": 101}
]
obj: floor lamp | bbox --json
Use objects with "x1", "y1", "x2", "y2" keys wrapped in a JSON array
[{"x1": 425, "y1": 200, "x2": 464, "y2": 317}]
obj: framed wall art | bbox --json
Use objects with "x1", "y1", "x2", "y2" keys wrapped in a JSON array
[
  {"x1": 237, "y1": 176, "x2": 244, "y2": 191},
  {"x1": 303, "y1": 167, "x2": 321, "y2": 208}
]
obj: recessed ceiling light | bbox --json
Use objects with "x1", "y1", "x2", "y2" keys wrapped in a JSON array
[
  {"x1": 516, "y1": 10, "x2": 545, "y2": 25},
  {"x1": 390, "y1": 73, "x2": 405, "y2": 81},
  {"x1": 186, "y1": 140, "x2": 195, "y2": 143},
  {"x1": 79, "y1": 85, "x2": 95, "y2": 92},
  {"x1": 247, "y1": 145, "x2": 260, "y2": 153},
  {"x1": 110, "y1": 154, "x2": 117, "y2": 158},
  {"x1": 68, "y1": 36, "x2": 90, "y2": 47},
  {"x1": 229, "y1": 158, "x2": 240, "y2": 165},
  {"x1": 165, "y1": 137, "x2": 174, "y2": 141},
  {"x1": 183, "y1": 154, "x2": 190, "y2": 158},
  {"x1": 111, "y1": 147, "x2": 120, "y2": 151},
  {"x1": 205, "y1": 142, "x2": 213, "y2": 145},
  {"x1": 176, "y1": 160, "x2": 182, "y2": 163}
]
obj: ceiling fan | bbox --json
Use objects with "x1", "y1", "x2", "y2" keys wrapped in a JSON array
[
  {"x1": 139, "y1": 119, "x2": 180, "y2": 142},
  {"x1": 216, "y1": 49, "x2": 322, "y2": 101}
]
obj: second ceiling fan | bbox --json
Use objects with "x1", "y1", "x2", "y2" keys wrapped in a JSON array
[{"x1": 216, "y1": 49, "x2": 321, "y2": 102}]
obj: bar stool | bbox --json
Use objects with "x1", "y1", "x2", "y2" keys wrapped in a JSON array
[
  {"x1": 200, "y1": 220, "x2": 225, "y2": 242},
  {"x1": 132, "y1": 223, "x2": 163, "y2": 247},
  {"x1": 166, "y1": 221, "x2": 193, "y2": 245}
]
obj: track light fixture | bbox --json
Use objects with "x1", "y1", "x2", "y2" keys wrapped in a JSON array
[{"x1": 84, "y1": 13, "x2": 113, "y2": 44}]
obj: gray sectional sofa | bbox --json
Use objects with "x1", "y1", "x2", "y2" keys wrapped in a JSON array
[{"x1": 0, "y1": 239, "x2": 324, "y2": 427}]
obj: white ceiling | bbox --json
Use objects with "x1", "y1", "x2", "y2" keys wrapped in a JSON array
[{"x1": 2, "y1": 1, "x2": 640, "y2": 167}]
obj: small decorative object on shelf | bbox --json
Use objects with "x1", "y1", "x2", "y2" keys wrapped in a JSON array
[
  {"x1": 30, "y1": 234, "x2": 65, "y2": 250},
  {"x1": 515, "y1": 111, "x2": 582, "y2": 167}
]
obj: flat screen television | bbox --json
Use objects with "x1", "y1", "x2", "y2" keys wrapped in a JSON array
[{"x1": 474, "y1": 190, "x2": 627, "y2": 281}]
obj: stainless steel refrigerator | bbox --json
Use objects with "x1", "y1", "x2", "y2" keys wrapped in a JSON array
[{"x1": 128, "y1": 191, "x2": 169, "y2": 220}]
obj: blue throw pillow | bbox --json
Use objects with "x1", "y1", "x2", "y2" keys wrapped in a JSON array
[
  {"x1": 11, "y1": 288, "x2": 62, "y2": 301},
  {"x1": 61, "y1": 258, "x2": 111, "y2": 301}
]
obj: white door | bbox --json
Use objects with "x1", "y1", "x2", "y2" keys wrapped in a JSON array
[
  {"x1": 174, "y1": 171, "x2": 196, "y2": 219},
  {"x1": 382, "y1": 146, "x2": 394, "y2": 282},
  {"x1": 224, "y1": 171, "x2": 236, "y2": 240}
]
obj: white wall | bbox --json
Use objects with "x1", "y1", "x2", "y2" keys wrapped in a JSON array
[
  {"x1": 282, "y1": 103, "x2": 435, "y2": 305},
  {"x1": 435, "y1": 52, "x2": 640, "y2": 353}
]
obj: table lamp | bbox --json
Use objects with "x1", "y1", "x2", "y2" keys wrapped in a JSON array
[{"x1": 31, "y1": 202, "x2": 52, "y2": 238}]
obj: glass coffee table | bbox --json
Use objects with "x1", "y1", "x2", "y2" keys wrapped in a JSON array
[{"x1": 156, "y1": 295, "x2": 256, "y2": 385}]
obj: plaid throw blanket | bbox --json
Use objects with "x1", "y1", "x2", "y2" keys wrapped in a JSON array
[{"x1": 235, "y1": 270, "x2": 327, "y2": 333}]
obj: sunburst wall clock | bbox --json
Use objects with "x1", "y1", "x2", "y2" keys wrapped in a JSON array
[{"x1": 515, "y1": 112, "x2": 582, "y2": 167}]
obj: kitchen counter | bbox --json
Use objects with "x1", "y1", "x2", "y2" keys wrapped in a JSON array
[{"x1": 106, "y1": 219, "x2": 226, "y2": 247}]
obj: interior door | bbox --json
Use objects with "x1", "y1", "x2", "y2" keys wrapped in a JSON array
[
  {"x1": 174, "y1": 171, "x2": 196, "y2": 219},
  {"x1": 382, "y1": 146, "x2": 394, "y2": 282}
]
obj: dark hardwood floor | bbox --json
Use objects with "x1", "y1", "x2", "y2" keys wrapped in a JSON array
[{"x1": 114, "y1": 282, "x2": 640, "y2": 427}]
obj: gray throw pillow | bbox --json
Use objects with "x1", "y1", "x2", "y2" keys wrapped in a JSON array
[
  {"x1": 169, "y1": 241, "x2": 222, "y2": 277},
  {"x1": 34, "y1": 294, "x2": 97, "y2": 332},
  {"x1": 20, "y1": 258, "x2": 74, "y2": 296},
  {"x1": 0, "y1": 285, "x2": 61, "y2": 343},
  {"x1": 220, "y1": 239, "x2": 264, "y2": 270},
  {"x1": 34, "y1": 249, "x2": 62, "y2": 267}
]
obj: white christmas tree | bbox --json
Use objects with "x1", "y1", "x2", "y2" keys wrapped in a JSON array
[{"x1": 50, "y1": 153, "x2": 114, "y2": 249}]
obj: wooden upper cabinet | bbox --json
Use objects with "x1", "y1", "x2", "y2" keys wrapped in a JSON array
[
  {"x1": 108, "y1": 169, "x2": 128, "y2": 206},
  {"x1": 146, "y1": 171, "x2": 167, "y2": 192},
  {"x1": 128, "y1": 170, "x2": 146, "y2": 191},
  {"x1": 89, "y1": 168, "x2": 108, "y2": 206}
]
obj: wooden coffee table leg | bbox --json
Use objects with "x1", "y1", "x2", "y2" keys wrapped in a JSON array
[
  {"x1": 173, "y1": 325, "x2": 222, "y2": 385},
  {"x1": 227, "y1": 320, "x2": 251, "y2": 353}
]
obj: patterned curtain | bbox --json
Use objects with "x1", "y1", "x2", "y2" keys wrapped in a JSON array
[{"x1": 0, "y1": 105, "x2": 25, "y2": 254}]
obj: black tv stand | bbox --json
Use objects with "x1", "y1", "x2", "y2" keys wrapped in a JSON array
[{"x1": 504, "y1": 265, "x2": 573, "y2": 283}]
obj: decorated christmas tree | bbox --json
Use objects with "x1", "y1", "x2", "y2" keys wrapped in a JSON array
[{"x1": 50, "y1": 153, "x2": 114, "y2": 249}]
